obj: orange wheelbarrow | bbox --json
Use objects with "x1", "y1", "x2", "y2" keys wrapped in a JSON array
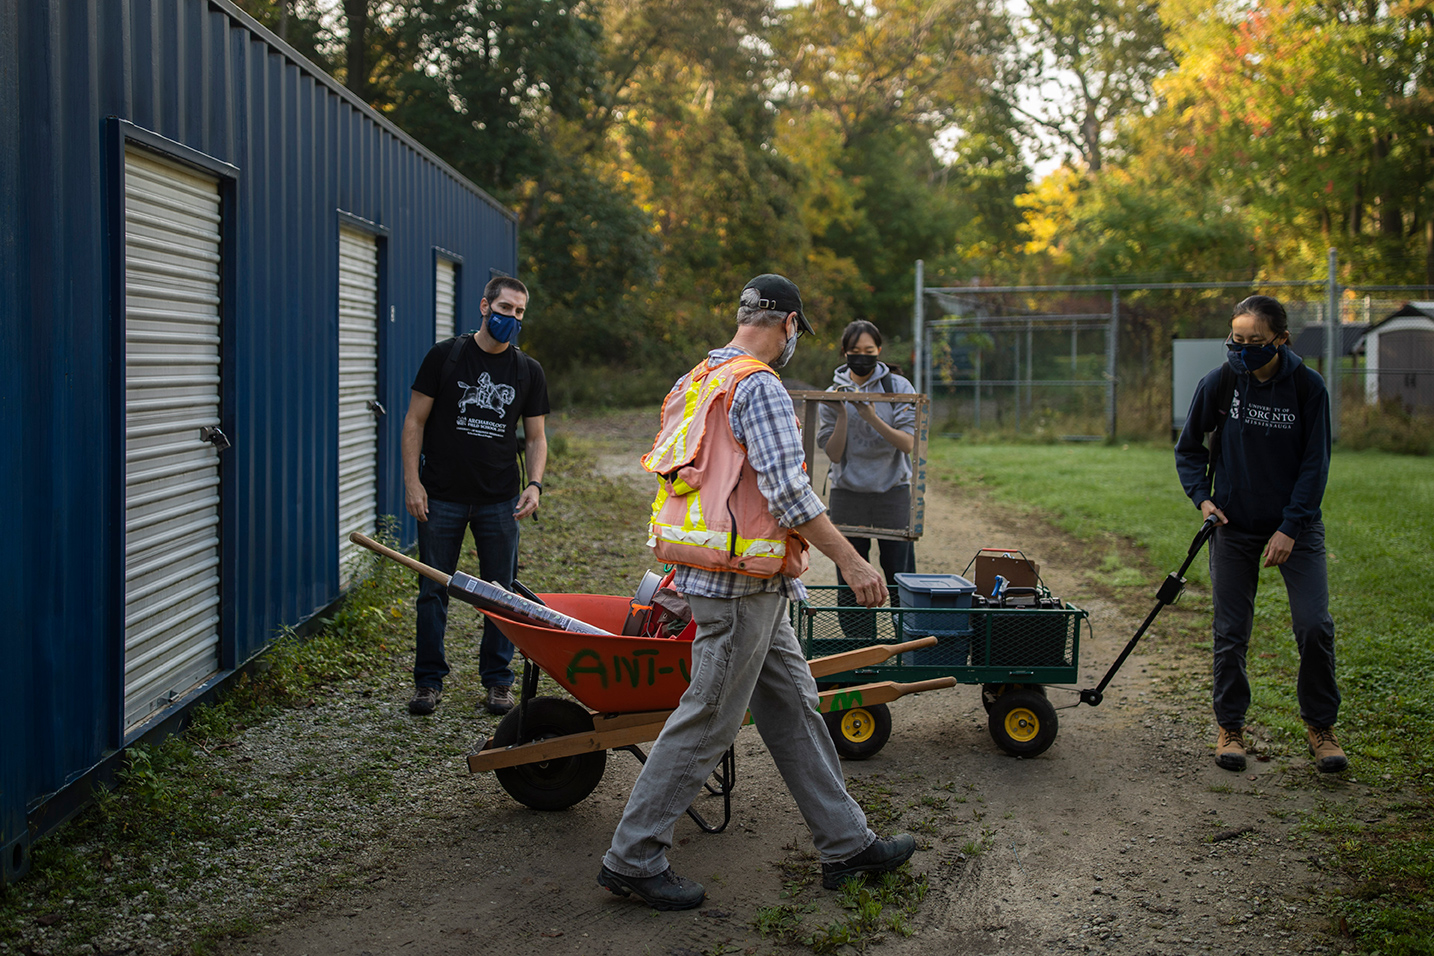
[{"x1": 350, "y1": 533, "x2": 954, "y2": 829}]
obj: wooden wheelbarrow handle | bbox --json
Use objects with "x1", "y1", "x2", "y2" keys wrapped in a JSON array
[
  {"x1": 350, "y1": 531, "x2": 449, "y2": 585},
  {"x1": 466, "y1": 677, "x2": 957, "y2": 772}
]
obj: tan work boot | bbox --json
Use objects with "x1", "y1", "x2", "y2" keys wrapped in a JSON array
[
  {"x1": 1215, "y1": 726, "x2": 1247, "y2": 771},
  {"x1": 1306, "y1": 725, "x2": 1348, "y2": 773}
]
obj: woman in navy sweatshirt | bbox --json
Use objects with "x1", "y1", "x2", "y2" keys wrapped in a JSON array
[{"x1": 1175, "y1": 295, "x2": 1346, "y2": 774}]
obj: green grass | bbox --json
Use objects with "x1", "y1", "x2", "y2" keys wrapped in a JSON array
[{"x1": 927, "y1": 437, "x2": 1434, "y2": 952}]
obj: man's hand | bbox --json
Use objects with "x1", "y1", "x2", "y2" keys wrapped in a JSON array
[
  {"x1": 514, "y1": 485, "x2": 540, "y2": 519},
  {"x1": 405, "y1": 481, "x2": 429, "y2": 522},
  {"x1": 793, "y1": 513, "x2": 890, "y2": 608},
  {"x1": 837, "y1": 554, "x2": 888, "y2": 608},
  {"x1": 1199, "y1": 499, "x2": 1228, "y2": 525},
  {"x1": 1263, "y1": 531, "x2": 1295, "y2": 567}
]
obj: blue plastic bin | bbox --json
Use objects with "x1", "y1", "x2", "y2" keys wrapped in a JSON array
[{"x1": 895, "y1": 573, "x2": 976, "y2": 665}]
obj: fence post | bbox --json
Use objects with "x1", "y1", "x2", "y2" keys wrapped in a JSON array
[
  {"x1": 913, "y1": 259, "x2": 924, "y2": 394},
  {"x1": 1107, "y1": 286, "x2": 1120, "y2": 440},
  {"x1": 1325, "y1": 247, "x2": 1340, "y2": 442}
]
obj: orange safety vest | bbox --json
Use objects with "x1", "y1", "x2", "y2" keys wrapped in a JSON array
[{"x1": 642, "y1": 354, "x2": 810, "y2": 579}]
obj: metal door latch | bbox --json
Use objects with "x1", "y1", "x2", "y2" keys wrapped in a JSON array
[
  {"x1": 367, "y1": 399, "x2": 387, "y2": 417},
  {"x1": 200, "y1": 426, "x2": 232, "y2": 451}
]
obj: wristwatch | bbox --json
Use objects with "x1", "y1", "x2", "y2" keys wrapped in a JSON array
[{"x1": 528, "y1": 480, "x2": 543, "y2": 492}]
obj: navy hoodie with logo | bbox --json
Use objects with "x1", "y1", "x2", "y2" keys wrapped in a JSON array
[{"x1": 1174, "y1": 346, "x2": 1330, "y2": 540}]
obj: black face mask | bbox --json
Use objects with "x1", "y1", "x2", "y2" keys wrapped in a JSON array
[{"x1": 846, "y1": 353, "x2": 878, "y2": 376}]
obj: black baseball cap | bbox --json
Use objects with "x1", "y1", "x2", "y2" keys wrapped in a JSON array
[{"x1": 742, "y1": 274, "x2": 813, "y2": 335}]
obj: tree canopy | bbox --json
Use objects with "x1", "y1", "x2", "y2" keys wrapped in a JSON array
[{"x1": 235, "y1": 0, "x2": 1434, "y2": 401}]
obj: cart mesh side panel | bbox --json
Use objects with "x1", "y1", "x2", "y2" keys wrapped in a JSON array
[{"x1": 795, "y1": 585, "x2": 1084, "y2": 685}]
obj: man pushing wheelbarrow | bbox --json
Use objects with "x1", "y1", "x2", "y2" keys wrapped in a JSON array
[{"x1": 596, "y1": 275, "x2": 917, "y2": 911}]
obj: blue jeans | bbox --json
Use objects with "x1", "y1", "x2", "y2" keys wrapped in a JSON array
[
  {"x1": 1209, "y1": 521, "x2": 1340, "y2": 730},
  {"x1": 414, "y1": 496, "x2": 520, "y2": 690},
  {"x1": 603, "y1": 591, "x2": 874, "y2": 878}
]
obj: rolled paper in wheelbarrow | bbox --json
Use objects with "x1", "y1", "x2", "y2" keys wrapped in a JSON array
[
  {"x1": 347, "y1": 531, "x2": 613, "y2": 636},
  {"x1": 447, "y1": 572, "x2": 612, "y2": 635}
]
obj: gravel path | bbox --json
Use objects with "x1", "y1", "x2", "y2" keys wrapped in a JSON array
[{"x1": 5, "y1": 410, "x2": 1363, "y2": 955}]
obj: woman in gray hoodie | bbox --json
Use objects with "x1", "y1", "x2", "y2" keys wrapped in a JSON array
[{"x1": 816, "y1": 321, "x2": 919, "y2": 609}]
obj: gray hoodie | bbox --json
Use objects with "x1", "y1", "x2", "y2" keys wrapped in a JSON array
[{"x1": 815, "y1": 361, "x2": 917, "y2": 494}]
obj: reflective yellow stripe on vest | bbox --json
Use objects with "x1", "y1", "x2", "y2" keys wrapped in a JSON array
[
  {"x1": 644, "y1": 365, "x2": 734, "y2": 474},
  {"x1": 647, "y1": 483, "x2": 789, "y2": 560}
]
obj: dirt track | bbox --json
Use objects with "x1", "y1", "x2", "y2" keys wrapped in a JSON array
[{"x1": 217, "y1": 420, "x2": 1359, "y2": 956}]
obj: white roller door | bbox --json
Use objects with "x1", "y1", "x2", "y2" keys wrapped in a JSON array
[
  {"x1": 435, "y1": 257, "x2": 457, "y2": 342},
  {"x1": 337, "y1": 227, "x2": 381, "y2": 584},
  {"x1": 123, "y1": 149, "x2": 224, "y2": 732}
]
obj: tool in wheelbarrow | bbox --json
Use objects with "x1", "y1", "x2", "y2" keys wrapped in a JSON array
[
  {"x1": 1077, "y1": 514, "x2": 1220, "y2": 707},
  {"x1": 350, "y1": 531, "x2": 611, "y2": 635},
  {"x1": 347, "y1": 532, "x2": 956, "y2": 830}
]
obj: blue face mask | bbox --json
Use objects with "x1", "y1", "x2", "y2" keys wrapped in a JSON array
[
  {"x1": 486, "y1": 309, "x2": 521, "y2": 344},
  {"x1": 1226, "y1": 339, "x2": 1280, "y2": 374}
]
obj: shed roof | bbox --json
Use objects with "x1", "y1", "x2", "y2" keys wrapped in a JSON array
[
  {"x1": 1369, "y1": 302, "x2": 1434, "y2": 331},
  {"x1": 1290, "y1": 323, "x2": 1369, "y2": 358}
]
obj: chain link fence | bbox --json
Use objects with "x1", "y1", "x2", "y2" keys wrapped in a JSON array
[{"x1": 911, "y1": 259, "x2": 1434, "y2": 442}]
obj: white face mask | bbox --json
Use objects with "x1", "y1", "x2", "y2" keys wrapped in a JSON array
[{"x1": 774, "y1": 320, "x2": 798, "y2": 368}]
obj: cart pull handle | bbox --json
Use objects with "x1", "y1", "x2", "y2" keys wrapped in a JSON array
[{"x1": 1078, "y1": 515, "x2": 1220, "y2": 707}]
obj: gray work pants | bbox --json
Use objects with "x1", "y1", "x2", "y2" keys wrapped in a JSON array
[
  {"x1": 603, "y1": 590, "x2": 875, "y2": 878},
  {"x1": 1209, "y1": 521, "x2": 1340, "y2": 730}
]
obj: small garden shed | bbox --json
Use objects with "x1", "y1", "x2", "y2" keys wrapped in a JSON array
[{"x1": 1356, "y1": 304, "x2": 1434, "y2": 410}]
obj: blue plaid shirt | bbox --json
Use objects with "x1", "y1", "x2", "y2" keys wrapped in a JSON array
[{"x1": 669, "y1": 347, "x2": 826, "y2": 602}]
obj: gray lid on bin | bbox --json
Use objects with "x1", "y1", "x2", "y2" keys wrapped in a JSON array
[{"x1": 894, "y1": 573, "x2": 975, "y2": 593}]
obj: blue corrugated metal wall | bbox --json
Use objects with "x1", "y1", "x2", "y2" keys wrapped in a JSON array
[{"x1": 0, "y1": 0, "x2": 518, "y2": 880}]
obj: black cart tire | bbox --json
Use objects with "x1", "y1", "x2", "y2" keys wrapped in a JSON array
[
  {"x1": 987, "y1": 688, "x2": 1058, "y2": 757},
  {"x1": 490, "y1": 697, "x2": 606, "y2": 810},
  {"x1": 981, "y1": 682, "x2": 1047, "y2": 713},
  {"x1": 823, "y1": 703, "x2": 892, "y2": 760}
]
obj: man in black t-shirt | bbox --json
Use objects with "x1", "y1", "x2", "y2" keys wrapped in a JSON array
[{"x1": 402, "y1": 276, "x2": 551, "y2": 716}]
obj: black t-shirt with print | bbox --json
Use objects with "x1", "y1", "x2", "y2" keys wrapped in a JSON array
[{"x1": 411, "y1": 337, "x2": 550, "y2": 505}]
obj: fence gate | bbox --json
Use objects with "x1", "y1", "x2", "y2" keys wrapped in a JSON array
[
  {"x1": 122, "y1": 148, "x2": 224, "y2": 731},
  {"x1": 337, "y1": 227, "x2": 382, "y2": 584}
]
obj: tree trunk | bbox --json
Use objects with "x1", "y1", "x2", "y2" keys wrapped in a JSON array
[
  {"x1": 1374, "y1": 134, "x2": 1403, "y2": 236},
  {"x1": 1082, "y1": 107, "x2": 1102, "y2": 172},
  {"x1": 1426, "y1": 217, "x2": 1433, "y2": 288},
  {"x1": 343, "y1": 0, "x2": 369, "y2": 99}
]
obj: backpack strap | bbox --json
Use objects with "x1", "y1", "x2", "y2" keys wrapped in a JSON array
[
  {"x1": 1205, "y1": 362, "x2": 1237, "y2": 485},
  {"x1": 439, "y1": 334, "x2": 470, "y2": 394},
  {"x1": 880, "y1": 371, "x2": 893, "y2": 393},
  {"x1": 511, "y1": 346, "x2": 533, "y2": 415}
]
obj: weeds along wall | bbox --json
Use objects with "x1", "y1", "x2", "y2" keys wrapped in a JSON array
[{"x1": 0, "y1": 0, "x2": 518, "y2": 882}]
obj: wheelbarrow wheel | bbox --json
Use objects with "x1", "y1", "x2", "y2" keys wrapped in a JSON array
[
  {"x1": 981, "y1": 682, "x2": 1047, "y2": 713},
  {"x1": 823, "y1": 703, "x2": 892, "y2": 760},
  {"x1": 491, "y1": 697, "x2": 606, "y2": 810},
  {"x1": 988, "y1": 688, "x2": 1058, "y2": 757}
]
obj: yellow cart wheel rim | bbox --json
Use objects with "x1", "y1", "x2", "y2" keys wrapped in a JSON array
[
  {"x1": 840, "y1": 708, "x2": 876, "y2": 744},
  {"x1": 1003, "y1": 707, "x2": 1040, "y2": 743}
]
